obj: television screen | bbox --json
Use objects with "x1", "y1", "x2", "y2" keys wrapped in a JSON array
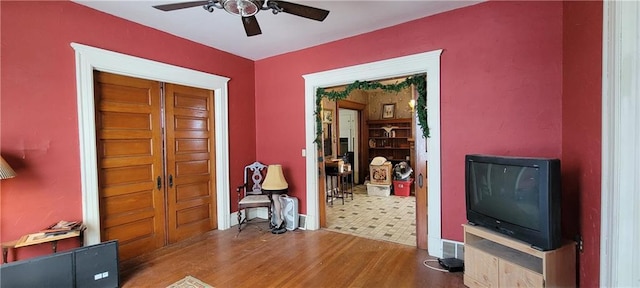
[
  {"x1": 468, "y1": 162, "x2": 541, "y2": 231},
  {"x1": 465, "y1": 154, "x2": 561, "y2": 251}
]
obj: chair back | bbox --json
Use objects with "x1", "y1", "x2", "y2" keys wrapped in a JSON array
[{"x1": 244, "y1": 162, "x2": 268, "y2": 195}]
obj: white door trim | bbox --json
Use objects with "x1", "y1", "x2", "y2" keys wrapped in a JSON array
[
  {"x1": 303, "y1": 49, "x2": 445, "y2": 257},
  {"x1": 601, "y1": 1, "x2": 640, "y2": 286},
  {"x1": 71, "y1": 43, "x2": 231, "y2": 245}
]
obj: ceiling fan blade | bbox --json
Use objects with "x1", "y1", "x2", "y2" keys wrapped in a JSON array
[
  {"x1": 242, "y1": 16, "x2": 262, "y2": 37},
  {"x1": 153, "y1": 1, "x2": 211, "y2": 12},
  {"x1": 273, "y1": 0, "x2": 329, "y2": 21}
]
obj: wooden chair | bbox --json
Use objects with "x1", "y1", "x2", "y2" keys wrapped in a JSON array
[{"x1": 237, "y1": 162, "x2": 273, "y2": 232}]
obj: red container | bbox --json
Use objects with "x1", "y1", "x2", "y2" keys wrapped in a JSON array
[{"x1": 393, "y1": 179, "x2": 413, "y2": 196}]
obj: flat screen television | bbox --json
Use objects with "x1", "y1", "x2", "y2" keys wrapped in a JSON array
[{"x1": 465, "y1": 154, "x2": 562, "y2": 251}]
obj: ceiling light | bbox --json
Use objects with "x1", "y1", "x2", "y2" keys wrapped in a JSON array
[{"x1": 219, "y1": 0, "x2": 260, "y2": 17}]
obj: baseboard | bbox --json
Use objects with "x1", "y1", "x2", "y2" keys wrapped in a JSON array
[
  {"x1": 230, "y1": 208, "x2": 268, "y2": 227},
  {"x1": 230, "y1": 210, "x2": 303, "y2": 230}
]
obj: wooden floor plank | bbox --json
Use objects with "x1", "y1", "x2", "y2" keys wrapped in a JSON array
[{"x1": 120, "y1": 225, "x2": 464, "y2": 287}]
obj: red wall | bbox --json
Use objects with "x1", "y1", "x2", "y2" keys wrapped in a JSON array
[
  {"x1": 562, "y1": 1, "x2": 603, "y2": 286},
  {"x1": 0, "y1": 1, "x2": 255, "y2": 260},
  {"x1": 255, "y1": 1, "x2": 601, "y2": 285},
  {"x1": 255, "y1": 1, "x2": 563, "y2": 228},
  {"x1": 1, "y1": 1, "x2": 603, "y2": 285}
]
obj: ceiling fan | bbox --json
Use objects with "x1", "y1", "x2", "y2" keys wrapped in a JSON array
[{"x1": 153, "y1": 0, "x2": 330, "y2": 37}]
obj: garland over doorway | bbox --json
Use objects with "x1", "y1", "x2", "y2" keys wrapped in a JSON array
[{"x1": 314, "y1": 74, "x2": 428, "y2": 144}]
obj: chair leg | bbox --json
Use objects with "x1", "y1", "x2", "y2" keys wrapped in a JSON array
[
  {"x1": 268, "y1": 205, "x2": 273, "y2": 229},
  {"x1": 238, "y1": 209, "x2": 243, "y2": 232}
]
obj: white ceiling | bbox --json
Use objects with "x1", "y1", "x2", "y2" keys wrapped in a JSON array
[{"x1": 73, "y1": 0, "x2": 482, "y2": 60}]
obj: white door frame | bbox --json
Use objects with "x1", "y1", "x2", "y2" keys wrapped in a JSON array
[
  {"x1": 71, "y1": 43, "x2": 231, "y2": 245},
  {"x1": 303, "y1": 50, "x2": 444, "y2": 257},
  {"x1": 600, "y1": 1, "x2": 640, "y2": 286}
]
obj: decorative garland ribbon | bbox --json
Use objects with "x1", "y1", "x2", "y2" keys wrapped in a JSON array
[{"x1": 315, "y1": 74, "x2": 428, "y2": 144}]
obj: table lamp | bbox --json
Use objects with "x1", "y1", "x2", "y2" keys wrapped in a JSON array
[
  {"x1": 261, "y1": 164, "x2": 288, "y2": 234},
  {"x1": 0, "y1": 155, "x2": 17, "y2": 262},
  {"x1": 0, "y1": 156, "x2": 17, "y2": 179}
]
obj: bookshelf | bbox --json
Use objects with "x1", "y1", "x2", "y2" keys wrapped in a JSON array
[{"x1": 367, "y1": 118, "x2": 412, "y2": 165}]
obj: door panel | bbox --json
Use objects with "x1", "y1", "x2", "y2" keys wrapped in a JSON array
[
  {"x1": 413, "y1": 86, "x2": 428, "y2": 250},
  {"x1": 164, "y1": 83, "x2": 217, "y2": 243},
  {"x1": 94, "y1": 71, "x2": 166, "y2": 261}
]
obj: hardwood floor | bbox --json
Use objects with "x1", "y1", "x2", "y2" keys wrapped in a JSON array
[{"x1": 120, "y1": 223, "x2": 465, "y2": 287}]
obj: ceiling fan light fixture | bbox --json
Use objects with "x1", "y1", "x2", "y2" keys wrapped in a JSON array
[{"x1": 220, "y1": 0, "x2": 260, "y2": 17}]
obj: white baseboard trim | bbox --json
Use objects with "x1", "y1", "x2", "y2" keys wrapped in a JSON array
[{"x1": 230, "y1": 208, "x2": 269, "y2": 228}]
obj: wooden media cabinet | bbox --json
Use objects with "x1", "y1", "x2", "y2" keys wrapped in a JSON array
[{"x1": 463, "y1": 224, "x2": 576, "y2": 287}]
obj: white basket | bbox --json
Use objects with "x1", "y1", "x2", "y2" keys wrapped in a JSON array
[{"x1": 366, "y1": 183, "x2": 391, "y2": 197}]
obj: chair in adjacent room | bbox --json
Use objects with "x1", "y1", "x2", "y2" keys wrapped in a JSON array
[{"x1": 237, "y1": 162, "x2": 272, "y2": 232}]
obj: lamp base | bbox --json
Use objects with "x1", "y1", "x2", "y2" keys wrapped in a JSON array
[
  {"x1": 271, "y1": 227, "x2": 287, "y2": 234},
  {"x1": 271, "y1": 221, "x2": 287, "y2": 234}
]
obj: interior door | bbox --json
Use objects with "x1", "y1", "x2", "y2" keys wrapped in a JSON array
[
  {"x1": 94, "y1": 71, "x2": 166, "y2": 260},
  {"x1": 164, "y1": 83, "x2": 217, "y2": 243},
  {"x1": 94, "y1": 72, "x2": 217, "y2": 261},
  {"x1": 413, "y1": 86, "x2": 428, "y2": 249}
]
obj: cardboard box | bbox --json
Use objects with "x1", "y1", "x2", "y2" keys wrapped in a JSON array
[{"x1": 369, "y1": 157, "x2": 392, "y2": 185}]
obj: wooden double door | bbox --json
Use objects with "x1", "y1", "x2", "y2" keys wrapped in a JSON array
[{"x1": 94, "y1": 72, "x2": 217, "y2": 261}]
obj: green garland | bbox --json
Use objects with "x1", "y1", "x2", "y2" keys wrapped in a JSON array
[{"x1": 315, "y1": 74, "x2": 428, "y2": 144}]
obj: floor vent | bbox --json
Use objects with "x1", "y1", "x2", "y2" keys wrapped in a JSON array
[
  {"x1": 298, "y1": 214, "x2": 307, "y2": 230},
  {"x1": 442, "y1": 240, "x2": 464, "y2": 259}
]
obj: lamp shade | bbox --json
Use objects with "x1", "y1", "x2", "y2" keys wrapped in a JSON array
[
  {"x1": 262, "y1": 164, "x2": 288, "y2": 192},
  {"x1": 0, "y1": 156, "x2": 17, "y2": 179}
]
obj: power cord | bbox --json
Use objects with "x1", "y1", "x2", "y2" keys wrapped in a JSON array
[{"x1": 423, "y1": 259, "x2": 449, "y2": 273}]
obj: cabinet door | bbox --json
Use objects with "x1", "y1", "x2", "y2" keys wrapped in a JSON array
[
  {"x1": 499, "y1": 260, "x2": 544, "y2": 288},
  {"x1": 464, "y1": 246, "x2": 499, "y2": 287}
]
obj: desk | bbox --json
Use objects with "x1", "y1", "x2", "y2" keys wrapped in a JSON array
[
  {"x1": 2, "y1": 229, "x2": 84, "y2": 263},
  {"x1": 326, "y1": 170, "x2": 353, "y2": 206}
]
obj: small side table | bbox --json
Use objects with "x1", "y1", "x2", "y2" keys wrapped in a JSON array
[
  {"x1": 1, "y1": 240, "x2": 18, "y2": 264},
  {"x1": 326, "y1": 170, "x2": 353, "y2": 206},
  {"x1": 2, "y1": 228, "x2": 84, "y2": 264}
]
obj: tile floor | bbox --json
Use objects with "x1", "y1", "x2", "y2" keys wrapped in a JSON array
[{"x1": 325, "y1": 185, "x2": 416, "y2": 246}]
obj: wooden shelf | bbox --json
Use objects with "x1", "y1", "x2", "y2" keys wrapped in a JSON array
[{"x1": 367, "y1": 118, "x2": 412, "y2": 163}]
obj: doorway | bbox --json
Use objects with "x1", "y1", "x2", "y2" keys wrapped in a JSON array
[
  {"x1": 327, "y1": 86, "x2": 417, "y2": 246},
  {"x1": 303, "y1": 49, "x2": 444, "y2": 256},
  {"x1": 72, "y1": 43, "x2": 231, "y2": 247},
  {"x1": 338, "y1": 108, "x2": 359, "y2": 183},
  {"x1": 94, "y1": 72, "x2": 218, "y2": 261}
]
